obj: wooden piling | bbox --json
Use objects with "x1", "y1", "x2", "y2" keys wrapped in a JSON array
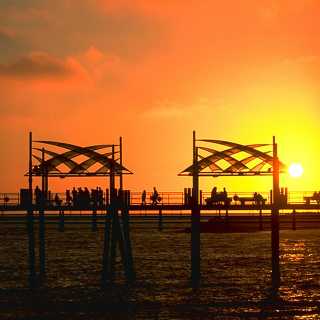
[
  {"x1": 158, "y1": 209, "x2": 163, "y2": 231},
  {"x1": 92, "y1": 209, "x2": 97, "y2": 231},
  {"x1": 191, "y1": 131, "x2": 200, "y2": 288},
  {"x1": 292, "y1": 209, "x2": 296, "y2": 231},
  {"x1": 27, "y1": 131, "x2": 36, "y2": 288},
  {"x1": 101, "y1": 206, "x2": 112, "y2": 287},
  {"x1": 259, "y1": 209, "x2": 263, "y2": 231},
  {"x1": 58, "y1": 209, "x2": 64, "y2": 232},
  {"x1": 271, "y1": 136, "x2": 280, "y2": 290},
  {"x1": 121, "y1": 190, "x2": 135, "y2": 282},
  {"x1": 39, "y1": 147, "x2": 46, "y2": 283},
  {"x1": 101, "y1": 145, "x2": 115, "y2": 286}
]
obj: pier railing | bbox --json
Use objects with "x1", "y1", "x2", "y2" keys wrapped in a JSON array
[{"x1": 0, "y1": 190, "x2": 319, "y2": 208}]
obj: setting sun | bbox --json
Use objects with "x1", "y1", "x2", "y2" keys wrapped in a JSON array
[{"x1": 288, "y1": 163, "x2": 304, "y2": 178}]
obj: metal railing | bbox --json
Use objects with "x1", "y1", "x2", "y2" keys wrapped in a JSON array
[{"x1": 1, "y1": 190, "x2": 319, "y2": 208}]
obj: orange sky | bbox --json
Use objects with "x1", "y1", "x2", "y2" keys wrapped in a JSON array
[{"x1": 1, "y1": 0, "x2": 320, "y2": 193}]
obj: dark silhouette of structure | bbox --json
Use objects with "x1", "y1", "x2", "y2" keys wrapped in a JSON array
[
  {"x1": 179, "y1": 132, "x2": 286, "y2": 290},
  {"x1": 25, "y1": 133, "x2": 135, "y2": 288}
]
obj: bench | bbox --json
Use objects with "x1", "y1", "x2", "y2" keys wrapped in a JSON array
[
  {"x1": 205, "y1": 196, "x2": 232, "y2": 206},
  {"x1": 304, "y1": 196, "x2": 320, "y2": 205},
  {"x1": 233, "y1": 195, "x2": 266, "y2": 206}
]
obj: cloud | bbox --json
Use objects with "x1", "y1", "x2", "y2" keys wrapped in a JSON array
[
  {"x1": 0, "y1": 28, "x2": 30, "y2": 61},
  {"x1": 0, "y1": 52, "x2": 78, "y2": 78},
  {"x1": 0, "y1": 0, "x2": 164, "y2": 63}
]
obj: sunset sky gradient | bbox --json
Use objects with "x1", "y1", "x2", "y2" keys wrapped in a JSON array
[{"x1": 1, "y1": 0, "x2": 320, "y2": 193}]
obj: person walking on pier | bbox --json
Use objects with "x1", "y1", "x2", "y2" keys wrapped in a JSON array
[{"x1": 151, "y1": 187, "x2": 160, "y2": 205}]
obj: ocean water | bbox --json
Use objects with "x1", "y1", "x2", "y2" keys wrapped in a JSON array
[{"x1": 1, "y1": 217, "x2": 320, "y2": 319}]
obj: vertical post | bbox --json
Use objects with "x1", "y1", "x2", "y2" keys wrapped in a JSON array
[
  {"x1": 259, "y1": 209, "x2": 263, "y2": 231},
  {"x1": 92, "y1": 208, "x2": 97, "y2": 231},
  {"x1": 59, "y1": 209, "x2": 64, "y2": 232},
  {"x1": 191, "y1": 130, "x2": 200, "y2": 288},
  {"x1": 122, "y1": 190, "x2": 135, "y2": 282},
  {"x1": 39, "y1": 148, "x2": 46, "y2": 283},
  {"x1": 119, "y1": 136, "x2": 135, "y2": 281},
  {"x1": 109, "y1": 147, "x2": 117, "y2": 281},
  {"x1": 188, "y1": 188, "x2": 192, "y2": 206},
  {"x1": 119, "y1": 137, "x2": 123, "y2": 192},
  {"x1": 102, "y1": 145, "x2": 116, "y2": 286},
  {"x1": 27, "y1": 131, "x2": 36, "y2": 288},
  {"x1": 292, "y1": 209, "x2": 296, "y2": 231},
  {"x1": 110, "y1": 145, "x2": 115, "y2": 194},
  {"x1": 272, "y1": 136, "x2": 280, "y2": 290},
  {"x1": 105, "y1": 189, "x2": 109, "y2": 206},
  {"x1": 158, "y1": 209, "x2": 163, "y2": 231}
]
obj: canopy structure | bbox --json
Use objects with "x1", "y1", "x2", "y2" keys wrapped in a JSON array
[
  {"x1": 179, "y1": 139, "x2": 286, "y2": 177},
  {"x1": 26, "y1": 140, "x2": 133, "y2": 177}
]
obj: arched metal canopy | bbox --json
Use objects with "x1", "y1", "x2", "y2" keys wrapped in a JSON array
[
  {"x1": 179, "y1": 139, "x2": 286, "y2": 177},
  {"x1": 26, "y1": 141, "x2": 133, "y2": 177}
]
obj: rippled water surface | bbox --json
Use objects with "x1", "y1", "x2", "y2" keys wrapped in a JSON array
[{"x1": 1, "y1": 218, "x2": 320, "y2": 319}]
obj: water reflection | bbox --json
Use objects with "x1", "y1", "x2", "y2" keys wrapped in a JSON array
[{"x1": 1, "y1": 223, "x2": 320, "y2": 318}]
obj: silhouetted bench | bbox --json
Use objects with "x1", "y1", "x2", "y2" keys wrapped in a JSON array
[
  {"x1": 205, "y1": 195, "x2": 232, "y2": 206},
  {"x1": 304, "y1": 196, "x2": 320, "y2": 205},
  {"x1": 233, "y1": 195, "x2": 266, "y2": 206}
]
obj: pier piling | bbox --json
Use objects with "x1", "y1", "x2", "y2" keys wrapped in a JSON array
[
  {"x1": 59, "y1": 209, "x2": 64, "y2": 232},
  {"x1": 158, "y1": 209, "x2": 163, "y2": 231},
  {"x1": 92, "y1": 209, "x2": 97, "y2": 232},
  {"x1": 27, "y1": 132, "x2": 36, "y2": 289},
  {"x1": 191, "y1": 131, "x2": 200, "y2": 288},
  {"x1": 271, "y1": 136, "x2": 280, "y2": 290},
  {"x1": 39, "y1": 147, "x2": 46, "y2": 284},
  {"x1": 292, "y1": 209, "x2": 296, "y2": 230}
]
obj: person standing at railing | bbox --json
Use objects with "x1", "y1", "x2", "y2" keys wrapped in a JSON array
[
  {"x1": 35, "y1": 186, "x2": 41, "y2": 207},
  {"x1": 211, "y1": 187, "x2": 217, "y2": 200},
  {"x1": 72, "y1": 187, "x2": 78, "y2": 208},
  {"x1": 66, "y1": 189, "x2": 72, "y2": 206},
  {"x1": 141, "y1": 190, "x2": 146, "y2": 206}
]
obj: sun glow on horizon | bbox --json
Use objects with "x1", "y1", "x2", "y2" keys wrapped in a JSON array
[{"x1": 288, "y1": 163, "x2": 304, "y2": 178}]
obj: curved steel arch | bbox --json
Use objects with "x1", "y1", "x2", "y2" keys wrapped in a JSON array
[
  {"x1": 30, "y1": 140, "x2": 132, "y2": 177},
  {"x1": 180, "y1": 139, "x2": 286, "y2": 176}
]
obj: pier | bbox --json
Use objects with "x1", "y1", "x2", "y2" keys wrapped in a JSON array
[
  {"x1": 2, "y1": 189, "x2": 320, "y2": 214},
  {"x1": 2, "y1": 132, "x2": 319, "y2": 294}
]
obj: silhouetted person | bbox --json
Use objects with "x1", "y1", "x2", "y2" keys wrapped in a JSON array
[
  {"x1": 35, "y1": 186, "x2": 41, "y2": 206},
  {"x1": 66, "y1": 189, "x2": 72, "y2": 206},
  {"x1": 254, "y1": 192, "x2": 264, "y2": 206},
  {"x1": 222, "y1": 187, "x2": 227, "y2": 199},
  {"x1": 211, "y1": 187, "x2": 217, "y2": 199},
  {"x1": 91, "y1": 188, "x2": 98, "y2": 208},
  {"x1": 84, "y1": 187, "x2": 90, "y2": 208},
  {"x1": 151, "y1": 187, "x2": 160, "y2": 205},
  {"x1": 72, "y1": 187, "x2": 77, "y2": 207},
  {"x1": 78, "y1": 187, "x2": 84, "y2": 208},
  {"x1": 54, "y1": 193, "x2": 61, "y2": 207},
  {"x1": 98, "y1": 187, "x2": 103, "y2": 207},
  {"x1": 141, "y1": 190, "x2": 146, "y2": 205}
]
